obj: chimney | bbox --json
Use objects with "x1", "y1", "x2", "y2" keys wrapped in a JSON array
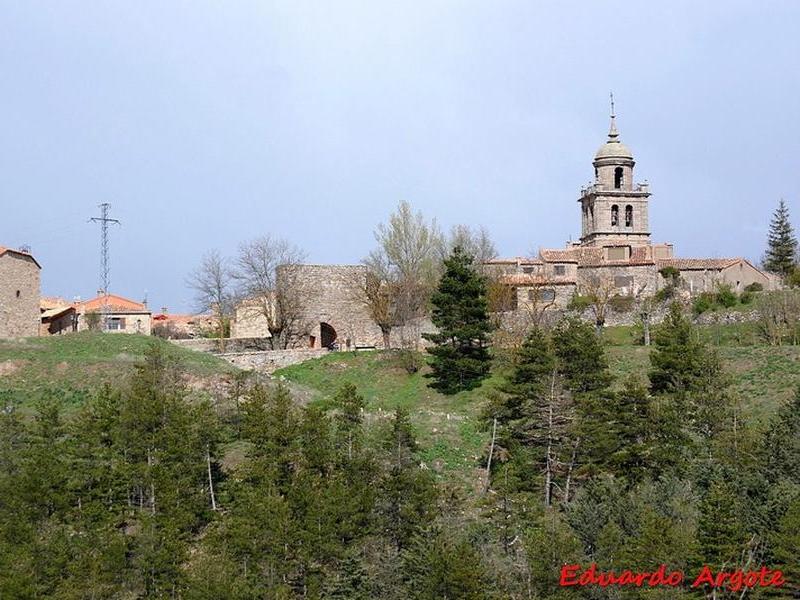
[{"x1": 161, "y1": 306, "x2": 168, "y2": 315}]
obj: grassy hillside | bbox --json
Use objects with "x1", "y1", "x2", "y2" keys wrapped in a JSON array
[
  {"x1": 0, "y1": 332, "x2": 237, "y2": 410},
  {"x1": 276, "y1": 327, "x2": 800, "y2": 491}
]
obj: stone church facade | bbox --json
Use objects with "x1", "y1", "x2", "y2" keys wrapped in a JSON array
[{"x1": 488, "y1": 109, "x2": 775, "y2": 312}]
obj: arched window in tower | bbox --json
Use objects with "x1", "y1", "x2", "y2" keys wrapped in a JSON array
[
  {"x1": 625, "y1": 205, "x2": 633, "y2": 227},
  {"x1": 614, "y1": 167, "x2": 624, "y2": 189},
  {"x1": 611, "y1": 204, "x2": 619, "y2": 226}
]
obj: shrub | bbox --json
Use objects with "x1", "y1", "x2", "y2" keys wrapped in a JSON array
[
  {"x1": 609, "y1": 294, "x2": 635, "y2": 313},
  {"x1": 744, "y1": 282, "x2": 763, "y2": 293},
  {"x1": 693, "y1": 292, "x2": 715, "y2": 315},
  {"x1": 658, "y1": 266, "x2": 681, "y2": 283},
  {"x1": 395, "y1": 348, "x2": 422, "y2": 374},
  {"x1": 715, "y1": 284, "x2": 737, "y2": 308},
  {"x1": 568, "y1": 293, "x2": 592, "y2": 312},
  {"x1": 739, "y1": 291, "x2": 754, "y2": 305},
  {"x1": 655, "y1": 286, "x2": 676, "y2": 303},
  {"x1": 787, "y1": 267, "x2": 800, "y2": 288}
]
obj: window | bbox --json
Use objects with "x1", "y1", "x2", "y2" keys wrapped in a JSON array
[
  {"x1": 611, "y1": 204, "x2": 619, "y2": 226},
  {"x1": 554, "y1": 265, "x2": 566, "y2": 276},
  {"x1": 614, "y1": 167, "x2": 623, "y2": 189},
  {"x1": 107, "y1": 317, "x2": 126, "y2": 330},
  {"x1": 15, "y1": 290, "x2": 20, "y2": 298},
  {"x1": 537, "y1": 289, "x2": 556, "y2": 302},
  {"x1": 625, "y1": 205, "x2": 633, "y2": 227},
  {"x1": 522, "y1": 266, "x2": 534, "y2": 274}
]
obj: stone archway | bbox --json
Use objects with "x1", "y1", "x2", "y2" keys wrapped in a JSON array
[{"x1": 320, "y1": 322, "x2": 337, "y2": 349}]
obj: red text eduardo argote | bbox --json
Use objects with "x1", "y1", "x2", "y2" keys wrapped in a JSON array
[{"x1": 560, "y1": 563, "x2": 785, "y2": 593}]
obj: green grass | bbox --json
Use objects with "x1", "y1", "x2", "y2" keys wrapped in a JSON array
[
  {"x1": 277, "y1": 351, "x2": 504, "y2": 491},
  {"x1": 276, "y1": 334, "x2": 800, "y2": 491},
  {"x1": 0, "y1": 332, "x2": 237, "y2": 410}
]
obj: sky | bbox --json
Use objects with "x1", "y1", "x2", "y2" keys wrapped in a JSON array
[{"x1": 1, "y1": 1, "x2": 799, "y2": 312}]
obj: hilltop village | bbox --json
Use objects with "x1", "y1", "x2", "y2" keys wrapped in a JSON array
[{"x1": 0, "y1": 112, "x2": 777, "y2": 349}]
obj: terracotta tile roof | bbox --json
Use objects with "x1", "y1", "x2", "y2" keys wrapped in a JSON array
[
  {"x1": 79, "y1": 293, "x2": 149, "y2": 313},
  {"x1": 500, "y1": 274, "x2": 576, "y2": 286},
  {"x1": 152, "y1": 313, "x2": 212, "y2": 324},
  {"x1": 0, "y1": 245, "x2": 41, "y2": 268},
  {"x1": 40, "y1": 296, "x2": 71, "y2": 310},
  {"x1": 486, "y1": 256, "x2": 543, "y2": 265},
  {"x1": 41, "y1": 305, "x2": 76, "y2": 320},
  {"x1": 539, "y1": 249, "x2": 580, "y2": 263},
  {"x1": 656, "y1": 258, "x2": 741, "y2": 270}
]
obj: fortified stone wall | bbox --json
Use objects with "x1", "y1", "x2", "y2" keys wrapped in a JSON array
[
  {"x1": 291, "y1": 264, "x2": 385, "y2": 349},
  {"x1": 0, "y1": 253, "x2": 40, "y2": 338}
]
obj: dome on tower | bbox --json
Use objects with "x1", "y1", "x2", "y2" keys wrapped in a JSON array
[
  {"x1": 594, "y1": 110, "x2": 633, "y2": 161},
  {"x1": 595, "y1": 139, "x2": 633, "y2": 160}
]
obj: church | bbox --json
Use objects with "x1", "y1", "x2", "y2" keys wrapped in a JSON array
[{"x1": 486, "y1": 105, "x2": 775, "y2": 311}]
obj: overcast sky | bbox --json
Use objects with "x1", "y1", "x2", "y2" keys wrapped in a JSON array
[{"x1": 2, "y1": 1, "x2": 799, "y2": 312}]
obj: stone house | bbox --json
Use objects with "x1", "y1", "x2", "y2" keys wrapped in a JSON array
[
  {"x1": 0, "y1": 246, "x2": 41, "y2": 338},
  {"x1": 151, "y1": 310, "x2": 215, "y2": 338},
  {"x1": 40, "y1": 297, "x2": 78, "y2": 335},
  {"x1": 76, "y1": 293, "x2": 152, "y2": 334}
]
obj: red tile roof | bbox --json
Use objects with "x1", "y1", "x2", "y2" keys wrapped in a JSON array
[
  {"x1": 656, "y1": 258, "x2": 742, "y2": 270},
  {"x1": 500, "y1": 274, "x2": 576, "y2": 286},
  {"x1": 79, "y1": 293, "x2": 148, "y2": 313}
]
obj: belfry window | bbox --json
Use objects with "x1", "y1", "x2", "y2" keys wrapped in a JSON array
[
  {"x1": 614, "y1": 167, "x2": 623, "y2": 189},
  {"x1": 625, "y1": 205, "x2": 633, "y2": 227},
  {"x1": 611, "y1": 204, "x2": 619, "y2": 226}
]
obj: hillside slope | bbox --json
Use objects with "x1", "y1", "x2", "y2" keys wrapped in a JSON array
[{"x1": 0, "y1": 332, "x2": 237, "y2": 409}]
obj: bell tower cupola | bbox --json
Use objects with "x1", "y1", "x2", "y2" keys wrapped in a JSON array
[{"x1": 578, "y1": 94, "x2": 651, "y2": 248}]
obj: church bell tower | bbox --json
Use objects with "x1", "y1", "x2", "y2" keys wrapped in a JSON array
[{"x1": 579, "y1": 96, "x2": 651, "y2": 249}]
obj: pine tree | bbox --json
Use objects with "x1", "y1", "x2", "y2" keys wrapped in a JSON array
[
  {"x1": 649, "y1": 302, "x2": 731, "y2": 440},
  {"x1": 493, "y1": 327, "x2": 565, "y2": 504},
  {"x1": 763, "y1": 198, "x2": 797, "y2": 276},
  {"x1": 424, "y1": 246, "x2": 493, "y2": 394}
]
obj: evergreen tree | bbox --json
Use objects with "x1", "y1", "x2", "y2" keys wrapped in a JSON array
[
  {"x1": 424, "y1": 246, "x2": 493, "y2": 394},
  {"x1": 552, "y1": 316, "x2": 613, "y2": 394},
  {"x1": 770, "y1": 497, "x2": 800, "y2": 597},
  {"x1": 649, "y1": 302, "x2": 731, "y2": 440},
  {"x1": 762, "y1": 386, "x2": 800, "y2": 484},
  {"x1": 763, "y1": 198, "x2": 797, "y2": 276},
  {"x1": 379, "y1": 410, "x2": 438, "y2": 550},
  {"x1": 403, "y1": 530, "x2": 485, "y2": 600},
  {"x1": 492, "y1": 327, "x2": 566, "y2": 504},
  {"x1": 698, "y1": 475, "x2": 746, "y2": 568},
  {"x1": 332, "y1": 383, "x2": 367, "y2": 462}
]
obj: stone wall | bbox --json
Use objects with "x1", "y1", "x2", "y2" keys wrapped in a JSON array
[
  {"x1": 171, "y1": 337, "x2": 275, "y2": 353},
  {"x1": 217, "y1": 348, "x2": 329, "y2": 373},
  {"x1": 0, "y1": 252, "x2": 40, "y2": 338},
  {"x1": 291, "y1": 264, "x2": 385, "y2": 349}
]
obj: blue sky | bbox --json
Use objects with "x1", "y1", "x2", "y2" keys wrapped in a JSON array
[{"x1": 2, "y1": 1, "x2": 799, "y2": 312}]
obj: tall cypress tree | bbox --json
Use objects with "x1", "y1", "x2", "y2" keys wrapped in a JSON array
[
  {"x1": 424, "y1": 246, "x2": 493, "y2": 394},
  {"x1": 763, "y1": 199, "x2": 797, "y2": 276}
]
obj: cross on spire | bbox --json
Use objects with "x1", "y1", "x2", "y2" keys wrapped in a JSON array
[{"x1": 608, "y1": 91, "x2": 619, "y2": 141}]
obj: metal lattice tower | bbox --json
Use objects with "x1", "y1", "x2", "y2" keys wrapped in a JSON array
[{"x1": 89, "y1": 203, "x2": 120, "y2": 330}]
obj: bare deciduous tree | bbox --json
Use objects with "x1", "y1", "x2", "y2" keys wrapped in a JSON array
[
  {"x1": 187, "y1": 249, "x2": 234, "y2": 350},
  {"x1": 446, "y1": 224, "x2": 498, "y2": 273},
  {"x1": 360, "y1": 201, "x2": 445, "y2": 348},
  {"x1": 234, "y1": 236, "x2": 308, "y2": 350},
  {"x1": 579, "y1": 273, "x2": 617, "y2": 334}
]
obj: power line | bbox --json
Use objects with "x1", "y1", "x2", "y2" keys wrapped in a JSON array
[{"x1": 89, "y1": 203, "x2": 121, "y2": 330}]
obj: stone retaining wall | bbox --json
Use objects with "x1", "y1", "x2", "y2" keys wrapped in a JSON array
[
  {"x1": 170, "y1": 337, "x2": 274, "y2": 353},
  {"x1": 217, "y1": 348, "x2": 329, "y2": 373}
]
